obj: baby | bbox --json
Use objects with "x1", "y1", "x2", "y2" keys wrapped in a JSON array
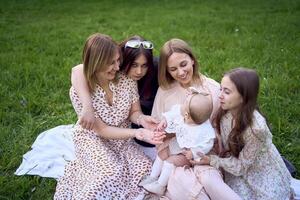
[{"x1": 140, "y1": 87, "x2": 215, "y2": 196}]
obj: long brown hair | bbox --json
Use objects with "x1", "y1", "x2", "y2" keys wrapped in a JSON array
[
  {"x1": 214, "y1": 67, "x2": 260, "y2": 157},
  {"x1": 119, "y1": 35, "x2": 155, "y2": 100},
  {"x1": 159, "y1": 38, "x2": 201, "y2": 89},
  {"x1": 82, "y1": 33, "x2": 119, "y2": 92}
]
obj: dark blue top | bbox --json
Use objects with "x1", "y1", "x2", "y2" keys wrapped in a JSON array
[{"x1": 133, "y1": 57, "x2": 159, "y2": 147}]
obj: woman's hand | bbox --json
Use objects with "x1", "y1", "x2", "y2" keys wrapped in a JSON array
[
  {"x1": 189, "y1": 152, "x2": 211, "y2": 165},
  {"x1": 135, "y1": 128, "x2": 166, "y2": 145},
  {"x1": 139, "y1": 115, "x2": 159, "y2": 130},
  {"x1": 79, "y1": 106, "x2": 95, "y2": 130}
]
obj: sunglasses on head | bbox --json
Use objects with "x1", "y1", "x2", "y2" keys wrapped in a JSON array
[{"x1": 125, "y1": 40, "x2": 154, "y2": 49}]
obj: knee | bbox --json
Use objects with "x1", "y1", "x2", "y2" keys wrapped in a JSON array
[
  {"x1": 199, "y1": 170, "x2": 222, "y2": 189},
  {"x1": 158, "y1": 147, "x2": 169, "y2": 160},
  {"x1": 199, "y1": 172, "x2": 213, "y2": 188}
]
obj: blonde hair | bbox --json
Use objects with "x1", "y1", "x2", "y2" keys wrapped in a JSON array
[
  {"x1": 82, "y1": 33, "x2": 119, "y2": 92},
  {"x1": 159, "y1": 38, "x2": 201, "y2": 89},
  {"x1": 189, "y1": 93, "x2": 212, "y2": 124}
]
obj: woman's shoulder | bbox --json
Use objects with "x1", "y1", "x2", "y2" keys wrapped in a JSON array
[
  {"x1": 197, "y1": 75, "x2": 220, "y2": 99},
  {"x1": 73, "y1": 63, "x2": 83, "y2": 68},
  {"x1": 112, "y1": 72, "x2": 138, "y2": 94},
  {"x1": 248, "y1": 110, "x2": 271, "y2": 140},
  {"x1": 117, "y1": 72, "x2": 135, "y2": 85},
  {"x1": 252, "y1": 111, "x2": 267, "y2": 130},
  {"x1": 201, "y1": 75, "x2": 220, "y2": 88}
]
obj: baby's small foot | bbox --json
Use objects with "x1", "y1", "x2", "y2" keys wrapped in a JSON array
[
  {"x1": 139, "y1": 176, "x2": 157, "y2": 187},
  {"x1": 143, "y1": 181, "x2": 166, "y2": 196}
]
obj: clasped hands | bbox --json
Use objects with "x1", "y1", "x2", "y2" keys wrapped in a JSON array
[
  {"x1": 181, "y1": 149, "x2": 211, "y2": 165},
  {"x1": 189, "y1": 152, "x2": 211, "y2": 165}
]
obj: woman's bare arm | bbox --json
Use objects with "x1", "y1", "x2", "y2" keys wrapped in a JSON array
[{"x1": 71, "y1": 64, "x2": 95, "y2": 130}]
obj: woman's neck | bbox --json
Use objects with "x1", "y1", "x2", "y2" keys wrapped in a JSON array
[
  {"x1": 179, "y1": 82, "x2": 192, "y2": 89},
  {"x1": 178, "y1": 76, "x2": 202, "y2": 89},
  {"x1": 230, "y1": 108, "x2": 239, "y2": 118},
  {"x1": 97, "y1": 79, "x2": 110, "y2": 91}
]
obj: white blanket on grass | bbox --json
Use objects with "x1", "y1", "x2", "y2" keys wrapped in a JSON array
[
  {"x1": 15, "y1": 125, "x2": 300, "y2": 199},
  {"x1": 15, "y1": 125, "x2": 75, "y2": 179},
  {"x1": 14, "y1": 124, "x2": 157, "y2": 179}
]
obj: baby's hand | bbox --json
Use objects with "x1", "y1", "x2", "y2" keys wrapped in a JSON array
[
  {"x1": 157, "y1": 118, "x2": 167, "y2": 131},
  {"x1": 79, "y1": 106, "x2": 95, "y2": 130}
]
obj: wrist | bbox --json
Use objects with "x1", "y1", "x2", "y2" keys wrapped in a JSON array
[
  {"x1": 136, "y1": 114, "x2": 144, "y2": 126},
  {"x1": 134, "y1": 128, "x2": 144, "y2": 140},
  {"x1": 208, "y1": 155, "x2": 215, "y2": 166},
  {"x1": 131, "y1": 129, "x2": 138, "y2": 138}
]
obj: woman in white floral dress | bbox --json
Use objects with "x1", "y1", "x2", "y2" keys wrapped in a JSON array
[
  {"x1": 54, "y1": 33, "x2": 164, "y2": 200},
  {"x1": 193, "y1": 68, "x2": 292, "y2": 200}
]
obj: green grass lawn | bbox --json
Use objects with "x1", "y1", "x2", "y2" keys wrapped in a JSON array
[{"x1": 0, "y1": 0, "x2": 299, "y2": 199}]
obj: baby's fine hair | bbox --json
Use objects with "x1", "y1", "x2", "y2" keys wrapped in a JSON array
[{"x1": 189, "y1": 93, "x2": 212, "y2": 124}]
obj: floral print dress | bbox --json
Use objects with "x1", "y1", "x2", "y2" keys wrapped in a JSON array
[
  {"x1": 210, "y1": 111, "x2": 292, "y2": 200},
  {"x1": 54, "y1": 73, "x2": 152, "y2": 200}
]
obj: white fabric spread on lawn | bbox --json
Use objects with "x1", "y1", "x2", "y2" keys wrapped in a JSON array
[
  {"x1": 15, "y1": 125, "x2": 76, "y2": 179},
  {"x1": 15, "y1": 125, "x2": 300, "y2": 199},
  {"x1": 14, "y1": 124, "x2": 157, "y2": 179},
  {"x1": 293, "y1": 177, "x2": 300, "y2": 200}
]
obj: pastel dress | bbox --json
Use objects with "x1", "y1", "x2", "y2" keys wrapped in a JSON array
[
  {"x1": 151, "y1": 75, "x2": 222, "y2": 200},
  {"x1": 210, "y1": 111, "x2": 292, "y2": 200},
  {"x1": 162, "y1": 104, "x2": 215, "y2": 160},
  {"x1": 54, "y1": 72, "x2": 152, "y2": 200}
]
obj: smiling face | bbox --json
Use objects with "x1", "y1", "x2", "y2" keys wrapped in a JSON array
[
  {"x1": 167, "y1": 52, "x2": 194, "y2": 88},
  {"x1": 219, "y1": 75, "x2": 243, "y2": 115},
  {"x1": 96, "y1": 50, "x2": 120, "y2": 84},
  {"x1": 127, "y1": 54, "x2": 148, "y2": 81}
]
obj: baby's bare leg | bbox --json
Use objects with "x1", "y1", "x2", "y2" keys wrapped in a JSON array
[{"x1": 157, "y1": 146, "x2": 170, "y2": 160}]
